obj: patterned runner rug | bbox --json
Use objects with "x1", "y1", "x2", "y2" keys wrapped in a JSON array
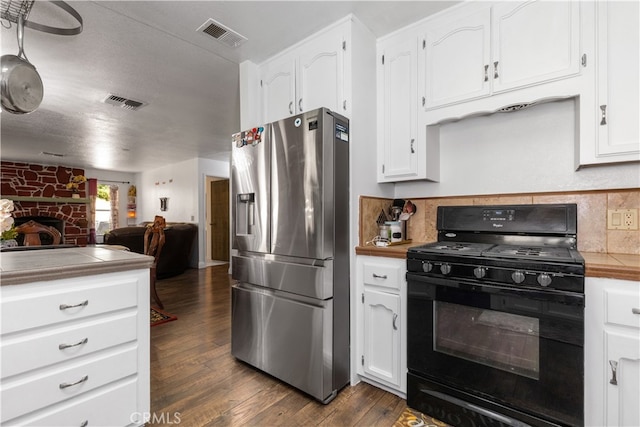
[
  {"x1": 394, "y1": 407, "x2": 451, "y2": 427},
  {"x1": 150, "y1": 306, "x2": 177, "y2": 326}
]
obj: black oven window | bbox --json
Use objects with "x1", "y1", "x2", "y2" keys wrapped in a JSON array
[{"x1": 434, "y1": 302, "x2": 540, "y2": 380}]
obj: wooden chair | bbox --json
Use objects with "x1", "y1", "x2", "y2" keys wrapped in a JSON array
[
  {"x1": 15, "y1": 220, "x2": 62, "y2": 246},
  {"x1": 144, "y1": 215, "x2": 166, "y2": 309}
]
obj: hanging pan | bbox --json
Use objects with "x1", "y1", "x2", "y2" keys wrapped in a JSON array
[{"x1": 1, "y1": 13, "x2": 43, "y2": 114}]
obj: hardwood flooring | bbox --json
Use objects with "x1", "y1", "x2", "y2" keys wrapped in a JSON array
[{"x1": 150, "y1": 265, "x2": 407, "y2": 426}]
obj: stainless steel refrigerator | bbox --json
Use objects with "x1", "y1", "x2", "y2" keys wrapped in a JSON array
[{"x1": 230, "y1": 108, "x2": 350, "y2": 404}]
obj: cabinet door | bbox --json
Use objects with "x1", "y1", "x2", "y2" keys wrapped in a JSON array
[
  {"x1": 379, "y1": 38, "x2": 418, "y2": 180},
  {"x1": 261, "y1": 56, "x2": 296, "y2": 123},
  {"x1": 423, "y1": 8, "x2": 491, "y2": 109},
  {"x1": 362, "y1": 289, "x2": 400, "y2": 387},
  {"x1": 491, "y1": 1, "x2": 580, "y2": 93},
  {"x1": 605, "y1": 330, "x2": 640, "y2": 426},
  {"x1": 595, "y1": 0, "x2": 640, "y2": 160},
  {"x1": 297, "y1": 29, "x2": 345, "y2": 116}
]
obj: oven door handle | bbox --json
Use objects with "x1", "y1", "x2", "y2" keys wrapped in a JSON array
[{"x1": 421, "y1": 389, "x2": 530, "y2": 427}]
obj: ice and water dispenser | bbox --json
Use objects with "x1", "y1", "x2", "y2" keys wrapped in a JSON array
[{"x1": 235, "y1": 193, "x2": 255, "y2": 235}]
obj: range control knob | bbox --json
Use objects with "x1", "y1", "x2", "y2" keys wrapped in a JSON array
[
  {"x1": 537, "y1": 273, "x2": 552, "y2": 287},
  {"x1": 473, "y1": 267, "x2": 487, "y2": 279},
  {"x1": 440, "y1": 263, "x2": 452, "y2": 275},
  {"x1": 512, "y1": 270, "x2": 526, "y2": 284},
  {"x1": 422, "y1": 261, "x2": 433, "y2": 273}
]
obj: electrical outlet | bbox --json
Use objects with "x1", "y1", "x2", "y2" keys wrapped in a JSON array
[{"x1": 607, "y1": 208, "x2": 639, "y2": 230}]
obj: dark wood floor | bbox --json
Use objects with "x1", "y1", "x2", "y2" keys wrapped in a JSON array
[{"x1": 150, "y1": 265, "x2": 407, "y2": 426}]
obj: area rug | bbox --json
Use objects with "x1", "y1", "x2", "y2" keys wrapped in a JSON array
[
  {"x1": 394, "y1": 407, "x2": 450, "y2": 427},
  {"x1": 150, "y1": 306, "x2": 177, "y2": 326}
]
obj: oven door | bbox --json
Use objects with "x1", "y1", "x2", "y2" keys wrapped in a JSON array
[{"x1": 407, "y1": 273, "x2": 584, "y2": 427}]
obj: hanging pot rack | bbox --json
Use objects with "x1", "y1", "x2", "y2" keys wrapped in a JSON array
[{"x1": 0, "y1": 0, "x2": 82, "y2": 36}]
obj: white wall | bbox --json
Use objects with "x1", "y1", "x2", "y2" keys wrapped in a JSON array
[
  {"x1": 394, "y1": 99, "x2": 640, "y2": 198},
  {"x1": 84, "y1": 168, "x2": 137, "y2": 228}
]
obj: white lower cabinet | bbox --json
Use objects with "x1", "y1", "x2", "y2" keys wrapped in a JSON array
[
  {"x1": 585, "y1": 277, "x2": 640, "y2": 426},
  {"x1": 0, "y1": 269, "x2": 150, "y2": 426},
  {"x1": 356, "y1": 256, "x2": 406, "y2": 396}
]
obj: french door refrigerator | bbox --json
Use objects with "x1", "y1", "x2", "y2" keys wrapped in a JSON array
[{"x1": 230, "y1": 108, "x2": 350, "y2": 403}]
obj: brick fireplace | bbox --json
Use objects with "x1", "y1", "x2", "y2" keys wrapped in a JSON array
[{"x1": 1, "y1": 161, "x2": 89, "y2": 246}]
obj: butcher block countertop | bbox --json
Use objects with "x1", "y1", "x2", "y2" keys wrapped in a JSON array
[
  {"x1": 355, "y1": 244, "x2": 640, "y2": 282},
  {"x1": 0, "y1": 246, "x2": 153, "y2": 286}
]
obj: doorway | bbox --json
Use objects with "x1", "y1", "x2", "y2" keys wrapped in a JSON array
[{"x1": 206, "y1": 177, "x2": 229, "y2": 264}]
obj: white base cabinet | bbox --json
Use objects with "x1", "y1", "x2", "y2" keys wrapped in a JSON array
[
  {"x1": 585, "y1": 277, "x2": 640, "y2": 427},
  {"x1": 356, "y1": 256, "x2": 406, "y2": 396},
  {"x1": 0, "y1": 269, "x2": 150, "y2": 427}
]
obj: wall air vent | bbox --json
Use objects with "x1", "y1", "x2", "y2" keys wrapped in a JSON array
[
  {"x1": 104, "y1": 94, "x2": 147, "y2": 111},
  {"x1": 196, "y1": 18, "x2": 247, "y2": 48}
]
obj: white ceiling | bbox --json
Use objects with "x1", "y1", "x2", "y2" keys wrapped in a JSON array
[{"x1": 1, "y1": 1, "x2": 457, "y2": 173}]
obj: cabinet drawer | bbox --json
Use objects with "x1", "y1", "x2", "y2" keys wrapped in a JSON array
[
  {"x1": 1, "y1": 346, "x2": 138, "y2": 423},
  {"x1": 3, "y1": 377, "x2": 140, "y2": 427},
  {"x1": 363, "y1": 262, "x2": 402, "y2": 291},
  {"x1": 1, "y1": 312, "x2": 137, "y2": 378},
  {"x1": 605, "y1": 288, "x2": 640, "y2": 329},
  {"x1": 1, "y1": 272, "x2": 140, "y2": 335}
]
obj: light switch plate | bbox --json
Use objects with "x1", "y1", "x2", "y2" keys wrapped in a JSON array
[{"x1": 607, "y1": 208, "x2": 639, "y2": 230}]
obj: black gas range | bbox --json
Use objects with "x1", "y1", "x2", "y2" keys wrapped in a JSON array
[{"x1": 406, "y1": 204, "x2": 585, "y2": 427}]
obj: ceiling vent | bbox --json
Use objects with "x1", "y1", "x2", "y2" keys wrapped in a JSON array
[
  {"x1": 104, "y1": 94, "x2": 146, "y2": 111},
  {"x1": 196, "y1": 18, "x2": 247, "y2": 48}
]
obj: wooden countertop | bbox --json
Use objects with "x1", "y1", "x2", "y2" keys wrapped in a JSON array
[
  {"x1": 356, "y1": 244, "x2": 640, "y2": 282},
  {"x1": 0, "y1": 246, "x2": 154, "y2": 286}
]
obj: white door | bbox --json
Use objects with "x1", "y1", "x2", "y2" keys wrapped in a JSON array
[
  {"x1": 423, "y1": 7, "x2": 491, "y2": 109},
  {"x1": 261, "y1": 56, "x2": 296, "y2": 123},
  {"x1": 362, "y1": 289, "x2": 400, "y2": 387},
  {"x1": 491, "y1": 1, "x2": 580, "y2": 93},
  {"x1": 595, "y1": 0, "x2": 640, "y2": 159},
  {"x1": 297, "y1": 29, "x2": 344, "y2": 115},
  {"x1": 605, "y1": 330, "x2": 640, "y2": 426},
  {"x1": 380, "y1": 38, "x2": 418, "y2": 180}
]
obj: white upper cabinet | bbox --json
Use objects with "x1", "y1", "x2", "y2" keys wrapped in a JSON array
[
  {"x1": 422, "y1": 1, "x2": 581, "y2": 110},
  {"x1": 491, "y1": 1, "x2": 580, "y2": 93},
  {"x1": 261, "y1": 55, "x2": 296, "y2": 123},
  {"x1": 378, "y1": 38, "x2": 419, "y2": 181},
  {"x1": 423, "y1": 8, "x2": 491, "y2": 109},
  {"x1": 592, "y1": 0, "x2": 640, "y2": 163},
  {"x1": 260, "y1": 23, "x2": 347, "y2": 124},
  {"x1": 297, "y1": 29, "x2": 345, "y2": 117}
]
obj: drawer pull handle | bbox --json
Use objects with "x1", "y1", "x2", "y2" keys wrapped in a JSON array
[
  {"x1": 632, "y1": 308, "x2": 640, "y2": 315},
  {"x1": 372, "y1": 273, "x2": 388, "y2": 279},
  {"x1": 59, "y1": 338, "x2": 88, "y2": 350},
  {"x1": 59, "y1": 375, "x2": 88, "y2": 389},
  {"x1": 59, "y1": 300, "x2": 88, "y2": 310},
  {"x1": 80, "y1": 421, "x2": 88, "y2": 427},
  {"x1": 609, "y1": 360, "x2": 618, "y2": 385}
]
